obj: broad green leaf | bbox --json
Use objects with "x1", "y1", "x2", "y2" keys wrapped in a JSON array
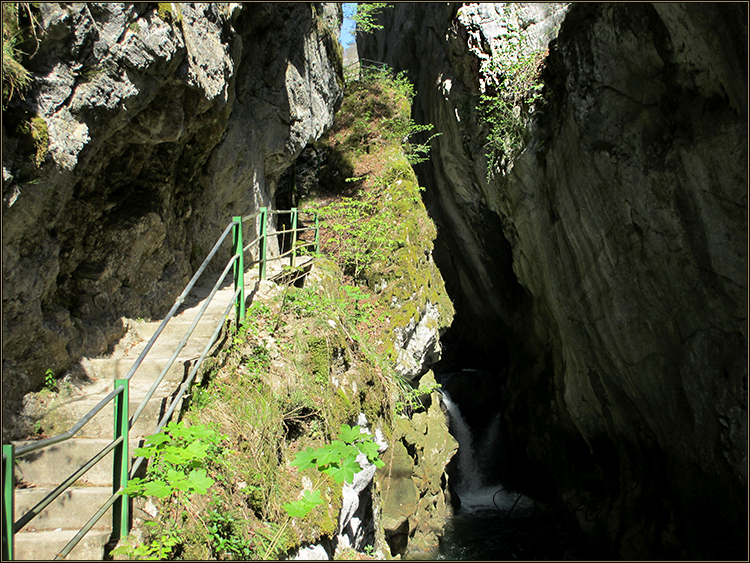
[
  {"x1": 283, "y1": 500, "x2": 313, "y2": 518},
  {"x1": 283, "y1": 490, "x2": 323, "y2": 518},
  {"x1": 185, "y1": 439, "x2": 210, "y2": 459},
  {"x1": 162, "y1": 448, "x2": 188, "y2": 466},
  {"x1": 301, "y1": 489, "x2": 323, "y2": 505},
  {"x1": 187, "y1": 468, "x2": 214, "y2": 494},
  {"x1": 325, "y1": 456, "x2": 361, "y2": 484},
  {"x1": 144, "y1": 432, "x2": 170, "y2": 447},
  {"x1": 338, "y1": 424, "x2": 362, "y2": 444},
  {"x1": 172, "y1": 479, "x2": 193, "y2": 492},
  {"x1": 120, "y1": 477, "x2": 144, "y2": 496},
  {"x1": 164, "y1": 420, "x2": 182, "y2": 434},
  {"x1": 357, "y1": 439, "x2": 380, "y2": 462},
  {"x1": 166, "y1": 467, "x2": 187, "y2": 485},
  {"x1": 186, "y1": 424, "x2": 224, "y2": 443},
  {"x1": 315, "y1": 444, "x2": 345, "y2": 467},
  {"x1": 291, "y1": 447, "x2": 318, "y2": 471},
  {"x1": 133, "y1": 446, "x2": 156, "y2": 458},
  {"x1": 143, "y1": 480, "x2": 172, "y2": 498}
]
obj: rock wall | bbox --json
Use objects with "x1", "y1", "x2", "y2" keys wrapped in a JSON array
[
  {"x1": 375, "y1": 372, "x2": 458, "y2": 558},
  {"x1": 2, "y1": 2, "x2": 343, "y2": 439},
  {"x1": 360, "y1": 2, "x2": 747, "y2": 558}
]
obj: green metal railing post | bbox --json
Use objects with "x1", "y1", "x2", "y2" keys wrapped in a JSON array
[
  {"x1": 2, "y1": 444, "x2": 14, "y2": 561},
  {"x1": 290, "y1": 208, "x2": 298, "y2": 268},
  {"x1": 112, "y1": 380, "x2": 129, "y2": 539},
  {"x1": 314, "y1": 212, "x2": 320, "y2": 253},
  {"x1": 259, "y1": 207, "x2": 268, "y2": 280},
  {"x1": 232, "y1": 217, "x2": 245, "y2": 325}
]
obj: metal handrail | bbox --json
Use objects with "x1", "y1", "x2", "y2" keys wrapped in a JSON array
[
  {"x1": 13, "y1": 386, "x2": 124, "y2": 458},
  {"x1": 344, "y1": 58, "x2": 390, "y2": 82},
  {"x1": 1, "y1": 207, "x2": 319, "y2": 561}
]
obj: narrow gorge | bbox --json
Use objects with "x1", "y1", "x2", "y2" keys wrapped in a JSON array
[
  {"x1": 2, "y1": 2, "x2": 747, "y2": 561},
  {"x1": 361, "y1": 2, "x2": 747, "y2": 560}
]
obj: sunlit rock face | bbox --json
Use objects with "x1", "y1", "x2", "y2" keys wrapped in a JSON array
[
  {"x1": 361, "y1": 2, "x2": 747, "y2": 558},
  {"x1": 2, "y1": 3, "x2": 344, "y2": 437}
]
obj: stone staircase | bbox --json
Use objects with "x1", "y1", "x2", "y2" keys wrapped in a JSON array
[{"x1": 9, "y1": 257, "x2": 311, "y2": 560}]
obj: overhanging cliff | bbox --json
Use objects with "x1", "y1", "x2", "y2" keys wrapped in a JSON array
[
  {"x1": 2, "y1": 3, "x2": 344, "y2": 438},
  {"x1": 360, "y1": 2, "x2": 747, "y2": 558}
]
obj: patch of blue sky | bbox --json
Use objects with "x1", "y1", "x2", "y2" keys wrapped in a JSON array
[{"x1": 340, "y1": 3, "x2": 356, "y2": 47}]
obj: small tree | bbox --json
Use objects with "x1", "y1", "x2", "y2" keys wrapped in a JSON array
[{"x1": 352, "y1": 3, "x2": 389, "y2": 34}]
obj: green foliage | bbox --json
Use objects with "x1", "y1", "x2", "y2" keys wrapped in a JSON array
[
  {"x1": 112, "y1": 527, "x2": 180, "y2": 560},
  {"x1": 307, "y1": 336, "x2": 329, "y2": 384},
  {"x1": 284, "y1": 285, "x2": 334, "y2": 318},
  {"x1": 343, "y1": 285, "x2": 375, "y2": 324},
  {"x1": 17, "y1": 115, "x2": 48, "y2": 166},
  {"x1": 282, "y1": 489, "x2": 324, "y2": 518},
  {"x1": 353, "y1": 3, "x2": 389, "y2": 34},
  {"x1": 478, "y1": 7, "x2": 546, "y2": 179},
  {"x1": 312, "y1": 194, "x2": 396, "y2": 279},
  {"x1": 2, "y1": 2, "x2": 37, "y2": 106},
  {"x1": 44, "y1": 368, "x2": 56, "y2": 391},
  {"x1": 395, "y1": 379, "x2": 441, "y2": 417},
  {"x1": 157, "y1": 3, "x2": 174, "y2": 22},
  {"x1": 284, "y1": 424, "x2": 384, "y2": 518},
  {"x1": 121, "y1": 421, "x2": 226, "y2": 500},
  {"x1": 206, "y1": 510, "x2": 253, "y2": 559}
]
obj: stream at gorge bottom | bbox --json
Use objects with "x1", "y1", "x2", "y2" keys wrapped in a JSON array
[{"x1": 428, "y1": 385, "x2": 604, "y2": 561}]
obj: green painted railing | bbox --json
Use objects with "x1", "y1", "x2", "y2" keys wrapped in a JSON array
[
  {"x1": 1, "y1": 208, "x2": 318, "y2": 560},
  {"x1": 343, "y1": 58, "x2": 389, "y2": 83}
]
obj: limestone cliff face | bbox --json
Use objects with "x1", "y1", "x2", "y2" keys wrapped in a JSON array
[
  {"x1": 361, "y1": 2, "x2": 747, "y2": 558},
  {"x1": 2, "y1": 2, "x2": 343, "y2": 437}
]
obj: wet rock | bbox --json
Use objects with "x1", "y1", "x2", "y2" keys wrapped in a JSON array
[{"x1": 375, "y1": 373, "x2": 458, "y2": 557}]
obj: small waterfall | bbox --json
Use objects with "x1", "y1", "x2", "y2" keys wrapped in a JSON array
[
  {"x1": 442, "y1": 391, "x2": 483, "y2": 493},
  {"x1": 441, "y1": 390, "x2": 533, "y2": 513}
]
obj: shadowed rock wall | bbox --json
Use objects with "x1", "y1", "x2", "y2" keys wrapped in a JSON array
[
  {"x1": 360, "y1": 2, "x2": 747, "y2": 558},
  {"x1": 2, "y1": 3, "x2": 343, "y2": 438}
]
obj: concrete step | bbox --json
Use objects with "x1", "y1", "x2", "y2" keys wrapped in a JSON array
[
  {"x1": 13, "y1": 528, "x2": 111, "y2": 560},
  {"x1": 14, "y1": 438, "x2": 142, "y2": 488},
  {"x1": 14, "y1": 486, "x2": 113, "y2": 532},
  {"x1": 119, "y1": 317, "x2": 228, "y2": 358},
  {"x1": 80, "y1": 357, "x2": 192, "y2": 387},
  {"x1": 41, "y1": 392, "x2": 180, "y2": 439}
]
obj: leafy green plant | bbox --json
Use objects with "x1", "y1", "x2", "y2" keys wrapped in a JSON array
[
  {"x1": 283, "y1": 424, "x2": 384, "y2": 518},
  {"x1": 478, "y1": 6, "x2": 546, "y2": 179},
  {"x1": 343, "y1": 284, "x2": 375, "y2": 324},
  {"x1": 395, "y1": 379, "x2": 442, "y2": 417},
  {"x1": 312, "y1": 194, "x2": 397, "y2": 279},
  {"x1": 43, "y1": 368, "x2": 56, "y2": 391},
  {"x1": 352, "y1": 3, "x2": 390, "y2": 34},
  {"x1": 2, "y1": 2, "x2": 38, "y2": 106},
  {"x1": 112, "y1": 526, "x2": 180, "y2": 560},
  {"x1": 121, "y1": 421, "x2": 226, "y2": 500},
  {"x1": 282, "y1": 489, "x2": 324, "y2": 518},
  {"x1": 206, "y1": 510, "x2": 252, "y2": 559}
]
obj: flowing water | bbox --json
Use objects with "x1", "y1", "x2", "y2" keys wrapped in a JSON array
[{"x1": 434, "y1": 391, "x2": 601, "y2": 560}]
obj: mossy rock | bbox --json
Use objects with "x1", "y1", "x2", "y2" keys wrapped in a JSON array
[{"x1": 307, "y1": 335, "x2": 330, "y2": 382}]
